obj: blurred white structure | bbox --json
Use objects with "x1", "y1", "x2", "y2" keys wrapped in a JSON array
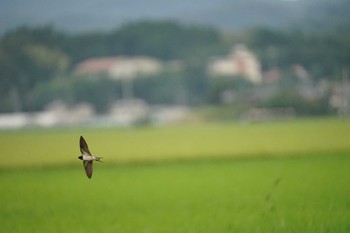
[
  {"x1": 75, "y1": 56, "x2": 163, "y2": 99},
  {"x1": 0, "y1": 113, "x2": 28, "y2": 129},
  {"x1": 33, "y1": 102, "x2": 95, "y2": 127},
  {"x1": 0, "y1": 102, "x2": 95, "y2": 129},
  {"x1": 151, "y1": 105, "x2": 190, "y2": 125},
  {"x1": 109, "y1": 99, "x2": 150, "y2": 127},
  {"x1": 74, "y1": 56, "x2": 162, "y2": 79},
  {"x1": 207, "y1": 44, "x2": 262, "y2": 84},
  {"x1": 0, "y1": 101, "x2": 192, "y2": 129}
]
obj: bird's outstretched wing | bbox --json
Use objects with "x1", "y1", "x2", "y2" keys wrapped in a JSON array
[
  {"x1": 83, "y1": 160, "x2": 93, "y2": 179},
  {"x1": 80, "y1": 136, "x2": 91, "y2": 155}
]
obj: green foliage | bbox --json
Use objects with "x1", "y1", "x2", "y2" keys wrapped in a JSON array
[
  {"x1": 134, "y1": 72, "x2": 186, "y2": 104},
  {"x1": 134, "y1": 64, "x2": 211, "y2": 106},
  {"x1": 206, "y1": 76, "x2": 253, "y2": 104},
  {"x1": 261, "y1": 87, "x2": 331, "y2": 115},
  {"x1": 31, "y1": 76, "x2": 122, "y2": 112},
  {"x1": 63, "y1": 20, "x2": 227, "y2": 64},
  {"x1": 24, "y1": 44, "x2": 69, "y2": 74},
  {"x1": 246, "y1": 28, "x2": 350, "y2": 78},
  {"x1": 0, "y1": 26, "x2": 70, "y2": 112},
  {"x1": 112, "y1": 21, "x2": 227, "y2": 61}
]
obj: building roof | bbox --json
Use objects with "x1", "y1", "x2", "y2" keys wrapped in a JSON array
[
  {"x1": 74, "y1": 57, "x2": 121, "y2": 75},
  {"x1": 74, "y1": 56, "x2": 162, "y2": 79}
]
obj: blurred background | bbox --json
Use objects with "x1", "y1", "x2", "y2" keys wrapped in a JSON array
[
  {"x1": 0, "y1": 0, "x2": 350, "y2": 128},
  {"x1": 1, "y1": 2, "x2": 350, "y2": 232}
]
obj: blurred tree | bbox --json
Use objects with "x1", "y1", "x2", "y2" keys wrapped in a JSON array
[
  {"x1": 31, "y1": 76, "x2": 121, "y2": 113},
  {"x1": 206, "y1": 76, "x2": 253, "y2": 104},
  {"x1": 0, "y1": 26, "x2": 70, "y2": 112},
  {"x1": 1, "y1": 21, "x2": 350, "y2": 114},
  {"x1": 63, "y1": 32, "x2": 111, "y2": 64},
  {"x1": 246, "y1": 28, "x2": 350, "y2": 79},
  {"x1": 110, "y1": 20, "x2": 227, "y2": 61},
  {"x1": 261, "y1": 87, "x2": 331, "y2": 115}
]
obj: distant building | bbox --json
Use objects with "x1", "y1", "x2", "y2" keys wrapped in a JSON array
[
  {"x1": 0, "y1": 113, "x2": 28, "y2": 129},
  {"x1": 263, "y1": 68, "x2": 281, "y2": 83},
  {"x1": 330, "y1": 81, "x2": 350, "y2": 116},
  {"x1": 109, "y1": 99, "x2": 150, "y2": 127},
  {"x1": 74, "y1": 56, "x2": 163, "y2": 79},
  {"x1": 33, "y1": 101, "x2": 95, "y2": 127},
  {"x1": 0, "y1": 102, "x2": 95, "y2": 129},
  {"x1": 292, "y1": 64, "x2": 310, "y2": 81},
  {"x1": 150, "y1": 105, "x2": 190, "y2": 125},
  {"x1": 207, "y1": 44, "x2": 262, "y2": 84}
]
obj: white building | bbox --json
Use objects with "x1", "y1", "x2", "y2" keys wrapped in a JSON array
[
  {"x1": 74, "y1": 56, "x2": 163, "y2": 79},
  {"x1": 0, "y1": 102, "x2": 95, "y2": 129},
  {"x1": 207, "y1": 45, "x2": 262, "y2": 84}
]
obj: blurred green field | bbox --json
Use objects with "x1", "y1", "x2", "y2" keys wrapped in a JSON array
[
  {"x1": 1, "y1": 118, "x2": 350, "y2": 232},
  {"x1": 1, "y1": 117, "x2": 350, "y2": 168}
]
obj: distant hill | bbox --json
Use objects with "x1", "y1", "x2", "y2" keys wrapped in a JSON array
[{"x1": 1, "y1": 0, "x2": 349, "y2": 35}]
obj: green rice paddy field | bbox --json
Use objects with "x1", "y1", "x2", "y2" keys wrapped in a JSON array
[{"x1": 1, "y1": 118, "x2": 350, "y2": 232}]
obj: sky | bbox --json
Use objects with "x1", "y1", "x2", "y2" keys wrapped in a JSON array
[{"x1": 0, "y1": 0, "x2": 303, "y2": 35}]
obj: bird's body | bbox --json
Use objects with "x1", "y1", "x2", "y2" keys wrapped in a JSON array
[
  {"x1": 79, "y1": 154, "x2": 101, "y2": 161},
  {"x1": 78, "y1": 136, "x2": 102, "y2": 179}
]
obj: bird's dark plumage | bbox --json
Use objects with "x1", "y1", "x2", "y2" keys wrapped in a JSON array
[
  {"x1": 84, "y1": 160, "x2": 93, "y2": 179},
  {"x1": 80, "y1": 136, "x2": 91, "y2": 155}
]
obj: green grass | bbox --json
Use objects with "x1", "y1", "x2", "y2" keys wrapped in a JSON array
[
  {"x1": 1, "y1": 154, "x2": 350, "y2": 233},
  {"x1": 1, "y1": 117, "x2": 350, "y2": 232},
  {"x1": 1, "y1": 117, "x2": 350, "y2": 168}
]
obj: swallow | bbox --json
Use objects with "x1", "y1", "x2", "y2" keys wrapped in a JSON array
[{"x1": 78, "y1": 136, "x2": 102, "y2": 179}]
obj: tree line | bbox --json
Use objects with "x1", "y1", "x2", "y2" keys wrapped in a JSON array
[{"x1": 0, "y1": 20, "x2": 349, "y2": 114}]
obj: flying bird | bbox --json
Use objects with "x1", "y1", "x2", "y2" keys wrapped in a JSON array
[{"x1": 78, "y1": 136, "x2": 102, "y2": 179}]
